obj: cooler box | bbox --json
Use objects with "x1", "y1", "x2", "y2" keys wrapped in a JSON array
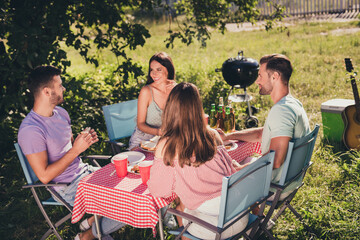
[{"x1": 321, "y1": 99, "x2": 354, "y2": 142}]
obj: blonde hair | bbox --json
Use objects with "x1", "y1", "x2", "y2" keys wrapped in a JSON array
[{"x1": 161, "y1": 82, "x2": 217, "y2": 167}]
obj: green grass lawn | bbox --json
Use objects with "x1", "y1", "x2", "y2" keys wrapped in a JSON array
[{"x1": 5, "y1": 18, "x2": 360, "y2": 239}]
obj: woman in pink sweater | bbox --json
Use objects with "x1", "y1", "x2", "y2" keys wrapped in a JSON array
[{"x1": 148, "y1": 82, "x2": 249, "y2": 239}]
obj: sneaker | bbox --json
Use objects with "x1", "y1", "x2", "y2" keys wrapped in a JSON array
[
  {"x1": 161, "y1": 206, "x2": 178, "y2": 229},
  {"x1": 79, "y1": 218, "x2": 91, "y2": 231}
]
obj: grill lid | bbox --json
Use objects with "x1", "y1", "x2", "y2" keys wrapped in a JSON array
[{"x1": 220, "y1": 51, "x2": 259, "y2": 88}]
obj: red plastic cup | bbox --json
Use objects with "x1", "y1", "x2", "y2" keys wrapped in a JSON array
[
  {"x1": 138, "y1": 161, "x2": 153, "y2": 184},
  {"x1": 113, "y1": 154, "x2": 128, "y2": 178}
]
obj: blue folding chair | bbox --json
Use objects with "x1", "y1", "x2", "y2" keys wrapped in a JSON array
[
  {"x1": 257, "y1": 124, "x2": 320, "y2": 239},
  {"x1": 15, "y1": 143, "x2": 73, "y2": 240},
  {"x1": 102, "y1": 99, "x2": 138, "y2": 154},
  {"x1": 167, "y1": 151, "x2": 275, "y2": 240},
  {"x1": 15, "y1": 143, "x2": 110, "y2": 240}
]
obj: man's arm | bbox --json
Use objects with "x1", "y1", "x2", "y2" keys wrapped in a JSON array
[
  {"x1": 26, "y1": 130, "x2": 98, "y2": 184},
  {"x1": 268, "y1": 136, "x2": 291, "y2": 169},
  {"x1": 218, "y1": 127, "x2": 264, "y2": 142}
]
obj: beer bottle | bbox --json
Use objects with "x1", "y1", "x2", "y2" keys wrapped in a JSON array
[
  {"x1": 217, "y1": 105, "x2": 224, "y2": 130},
  {"x1": 209, "y1": 104, "x2": 217, "y2": 128},
  {"x1": 228, "y1": 100, "x2": 235, "y2": 132},
  {"x1": 224, "y1": 106, "x2": 232, "y2": 133},
  {"x1": 219, "y1": 97, "x2": 225, "y2": 119}
]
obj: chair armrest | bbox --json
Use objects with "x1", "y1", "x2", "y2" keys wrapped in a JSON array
[
  {"x1": 166, "y1": 208, "x2": 219, "y2": 233},
  {"x1": 82, "y1": 155, "x2": 112, "y2": 168},
  {"x1": 22, "y1": 182, "x2": 69, "y2": 189},
  {"x1": 82, "y1": 155, "x2": 112, "y2": 160}
]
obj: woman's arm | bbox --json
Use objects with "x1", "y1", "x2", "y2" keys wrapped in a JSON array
[{"x1": 137, "y1": 86, "x2": 161, "y2": 136}]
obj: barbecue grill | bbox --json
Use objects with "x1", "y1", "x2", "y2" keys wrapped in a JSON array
[{"x1": 216, "y1": 50, "x2": 259, "y2": 128}]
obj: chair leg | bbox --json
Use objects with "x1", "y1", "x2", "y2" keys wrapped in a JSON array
[
  {"x1": 32, "y1": 188, "x2": 63, "y2": 240},
  {"x1": 287, "y1": 204, "x2": 312, "y2": 232},
  {"x1": 262, "y1": 227, "x2": 276, "y2": 240},
  {"x1": 287, "y1": 203, "x2": 304, "y2": 221},
  {"x1": 270, "y1": 189, "x2": 298, "y2": 223},
  {"x1": 158, "y1": 209, "x2": 164, "y2": 240},
  {"x1": 253, "y1": 192, "x2": 281, "y2": 239}
]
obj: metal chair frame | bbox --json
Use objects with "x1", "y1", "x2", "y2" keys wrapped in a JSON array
[
  {"x1": 167, "y1": 151, "x2": 275, "y2": 240},
  {"x1": 257, "y1": 124, "x2": 320, "y2": 239},
  {"x1": 15, "y1": 143, "x2": 110, "y2": 240}
]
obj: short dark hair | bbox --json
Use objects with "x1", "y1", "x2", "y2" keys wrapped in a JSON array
[
  {"x1": 28, "y1": 65, "x2": 61, "y2": 97},
  {"x1": 260, "y1": 54, "x2": 293, "y2": 84},
  {"x1": 146, "y1": 52, "x2": 175, "y2": 84}
]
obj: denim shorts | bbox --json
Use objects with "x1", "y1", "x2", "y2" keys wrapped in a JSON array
[{"x1": 55, "y1": 164, "x2": 100, "y2": 206}]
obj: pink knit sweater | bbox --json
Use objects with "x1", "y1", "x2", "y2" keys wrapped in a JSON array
[{"x1": 148, "y1": 146, "x2": 236, "y2": 210}]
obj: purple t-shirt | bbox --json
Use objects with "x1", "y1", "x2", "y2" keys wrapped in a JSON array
[{"x1": 18, "y1": 106, "x2": 86, "y2": 183}]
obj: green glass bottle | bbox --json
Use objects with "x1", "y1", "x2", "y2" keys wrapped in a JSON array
[{"x1": 209, "y1": 104, "x2": 217, "y2": 128}]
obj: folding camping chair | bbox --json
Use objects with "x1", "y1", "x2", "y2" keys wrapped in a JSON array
[
  {"x1": 257, "y1": 124, "x2": 320, "y2": 239},
  {"x1": 15, "y1": 143, "x2": 110, "y2": 240},
  {"x1": 102, "y1": 99, "x2": 138, "y2": 154},
  {"x1": 167, "y1": 151, "x2": 275, "y2": 240}
]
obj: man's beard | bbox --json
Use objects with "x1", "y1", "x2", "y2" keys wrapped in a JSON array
[
  {"x1": 50, "y1": 92, "x2": 64, "y2": 105},
  {"x1": 258, "y1": 84, "x2": 272, "y2": 95}
]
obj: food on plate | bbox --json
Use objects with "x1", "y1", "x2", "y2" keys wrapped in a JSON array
[
  {"x1": 141, "y1": 136, "x2": 160, "y2": 151},
  {"x1": 141, "y1": 141, "x2": 157, "y2": 151},
  {"x1": 131, "y1": 165, "x2": 140, "y2": 173},
  {"x1": 225, "y1": 142, "x2": 233, "y2": 150}
]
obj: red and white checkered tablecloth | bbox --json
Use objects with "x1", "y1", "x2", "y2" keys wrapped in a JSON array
[
  {"x1": 71, "y1": 142, "x2": 260, "y2": 235},
  {"x1": 71, "y1": 153, "x2": 176, "y2": 235},
  {"x1": 227, "y1": 141, "x2": 262, "y2": 163}
]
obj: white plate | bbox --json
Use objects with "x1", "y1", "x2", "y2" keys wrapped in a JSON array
[
  {"x1": 111, "y1": 151, "x2": 145, "y2": 166},
  {"x1": 225, "y1": 142, "x2": 238, "y2": 152}
]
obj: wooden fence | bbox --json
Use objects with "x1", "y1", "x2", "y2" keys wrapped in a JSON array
[{"x1": 258, "y1": 0, "x2": 360, "y2": 17}]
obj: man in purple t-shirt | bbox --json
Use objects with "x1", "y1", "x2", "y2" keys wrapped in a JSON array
[{"x1": 18, "y1": 66, "x2": 124, "y2": 240}]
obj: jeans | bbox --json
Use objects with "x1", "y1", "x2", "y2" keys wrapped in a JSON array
[{"x1": 56, "y1": 164, "x2": 126, "y2": 237}]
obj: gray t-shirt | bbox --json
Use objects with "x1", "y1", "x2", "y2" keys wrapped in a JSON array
[
  {"x1": 18, "y1": 106, "x2": 86, "y2": 183},
  {"x1": 262, "y1": 95, "x2": 310, "y2": 189}
]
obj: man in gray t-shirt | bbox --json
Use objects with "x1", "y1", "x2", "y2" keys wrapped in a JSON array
[{"x1": 219, "y1": 54, "x2": 310, "y2": 182}]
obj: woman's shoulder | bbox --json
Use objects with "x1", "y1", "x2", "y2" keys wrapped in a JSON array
[{"x1": 138, "y1": 85, "x2": 152, "y2": 99}]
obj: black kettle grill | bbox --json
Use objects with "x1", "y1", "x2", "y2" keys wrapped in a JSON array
[{"x1": 216, "y1": 50, "x2": 259, "y2": 128}]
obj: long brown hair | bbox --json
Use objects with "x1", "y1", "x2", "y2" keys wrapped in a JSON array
[
  {"x1": 146, "y1": 52, "x2": 175, "y2": 84},
  {"x1": 161, "y1": 82, "x2": 217, "y2": 167}
]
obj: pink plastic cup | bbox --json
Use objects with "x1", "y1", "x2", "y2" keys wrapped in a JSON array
[
  {"x1": 138, "y1": 161, "x2": 153, "y2": 184},
  {"x1": 113, "y1": 154, "x2": 128, "y2": 178}
]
